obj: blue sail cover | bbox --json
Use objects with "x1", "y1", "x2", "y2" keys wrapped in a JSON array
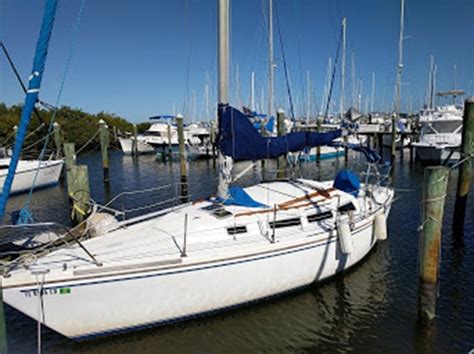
[
  {"x1": 222, "y1": 186, "x2": 267, "y2": 208},
  {"x1": 217, "y1": 105, "x2": 342, "y2": 160},
  {"x1": 0, "y1": 0, "x2": 59, "y2": 222}
]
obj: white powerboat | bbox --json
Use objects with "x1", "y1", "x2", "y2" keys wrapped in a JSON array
[{"x1": 412, "y1": 105, "x2": 463, "y2": 164}]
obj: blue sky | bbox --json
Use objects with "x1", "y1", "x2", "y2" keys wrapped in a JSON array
[{"x1": 1, "y1": 0, "x2": 473, "y2": 122}]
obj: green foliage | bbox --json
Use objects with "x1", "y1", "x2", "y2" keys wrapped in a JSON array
[{"x1": 0, "y1": 103, "x2": 137, "y2": 154}]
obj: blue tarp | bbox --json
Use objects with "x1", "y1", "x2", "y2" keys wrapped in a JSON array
[
  {"x1": 333, "y1": 170, "x2": 361, "y2": 197},
  {"x1": 217, "y1": 105, "x2": 342, "y2": 161},
  {"x1": 222, "y1": 186, "x2": 267, "y2": 208}
]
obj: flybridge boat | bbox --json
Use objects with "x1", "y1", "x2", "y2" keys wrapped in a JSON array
[
  {"x1": 412, "y1": 104, "x2": 463, "y2": 164},
  {"x1": 119, "y1": 117, "x2": 211, "y2": 159}
]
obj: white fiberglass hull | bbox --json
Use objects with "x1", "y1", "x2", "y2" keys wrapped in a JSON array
[
  {"x1": 413, "y1": 144, "x2": 460, "y2": 164},
  {"x1": 118, "y1": 137, "x2": 155, "y2": 155},
  {"x1": 4, "y1": 209, "x2": 386, "y2": 339},
  {"x1": 0, "y1": 159, "x2": 63, "y2": 194}
]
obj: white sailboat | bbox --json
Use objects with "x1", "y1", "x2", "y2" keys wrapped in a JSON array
[
  {"x1": 0, "y1": 157, "x2": 63, "y2": 194},
  {"x1": 0, "y1": 0, "x2": 394, "y2": 340}
]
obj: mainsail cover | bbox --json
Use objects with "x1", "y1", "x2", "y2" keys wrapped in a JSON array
[{"x1": 217, "y1": 105, "x2": 342, "y2": 160}]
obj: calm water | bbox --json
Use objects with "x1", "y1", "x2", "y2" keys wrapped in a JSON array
[{"x1": 4, "y1": 150, "x2": 474, "y2": 353}]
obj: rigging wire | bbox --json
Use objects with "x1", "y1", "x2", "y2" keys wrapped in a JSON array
[
  {"x1": 324, "y1": 23, "x2": 343, "y2": 119},
  {"x1": 274, "y1": 0, "x2": 295, "y2": 121},
  {"x1": 0, "y1": 41, "x2": 47, "y2": 125}
]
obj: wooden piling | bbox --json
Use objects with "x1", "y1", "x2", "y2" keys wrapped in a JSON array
[
  {"x1": 53, "y1": 122, "x2": 62, "y2": 159},
  {"x1": 210, "y1": 122, "x2": 217, "y2": 165},
  {"x1": 167, "y1": 123, "x2": 173, "y2": 161},
  {"x1": 68, "y1": 165, "x2": 91, "y2": 225},
  {"x1": 390, "y1": 114, "x2": 397, "y2": 180},
  {"x1": 277, "y1": 108, "x2": 286, "y2": 179},
  {"x1": 132, "y1": 124, "x2": 138, "y2": 157},
  {"x1": 418, "y1": 166, "x2": 449, "y2": 324},
  {"x1": 453, "y1": 97, "x2": 474, "y2": 236},
  {"x1": 64, "y1": 143, "x2": 76, "y2": 197},
  {"x1": 176, "y1": 114, "x2": 188, "y2": 203},
  {"x1": 316, "y1": 118, "x2": 322, "y2": 163},
  {"x1": 99, "y1": 119, "x2": 110, "y2": 183}
]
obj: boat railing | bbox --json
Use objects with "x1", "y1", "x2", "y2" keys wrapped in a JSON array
[
  {"x1": 0, "y1": 221, "x2": 101, "y2": 275},
  {"x1": 94, "y1": 182, "x2": 191, "y2": 221}
]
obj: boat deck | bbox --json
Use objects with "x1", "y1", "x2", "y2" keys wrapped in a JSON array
[{"x1": 3, "y1": 179, "x2": 390, "y2": 287}]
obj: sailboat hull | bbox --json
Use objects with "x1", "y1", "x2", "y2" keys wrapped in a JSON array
[
  {"x1": 3, "y1": 209, "x2": 387, "y2": 339},
  {"x1": 0, "y1": 159, "x2": 63, "y2": 194}
]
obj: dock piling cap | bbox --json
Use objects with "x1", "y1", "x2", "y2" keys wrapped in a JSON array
[{"x1": 176, "y1": 113, "x2": 183, "y2": 119}]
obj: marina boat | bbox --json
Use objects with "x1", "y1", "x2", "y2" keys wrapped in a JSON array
[
  {"x1": 412, "y1": 104, "x2": 463, "y2": 164},
  {"x1": 119, "y1": 118, "x2": 211, "y2": 159},
  {"x1": 1, "y1": 172, "x2": 393, "y2": 339},
  {"x1": 118, "y1": 115, "x2": 178, "y2": 155},
  {"x1": 0, "y1": 0, "x2": 393, "y2": 341},
  {"x1": 0, "y1": 157, "x2": 63, "y2": 195}
]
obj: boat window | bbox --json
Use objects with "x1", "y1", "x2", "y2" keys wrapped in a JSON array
[
  {"x1": 269, "y1": 217, "x2": 301, "y2": 229},
  {"x1": 338, "y1": 203, "x2": 356, "y2": 214},
  {"x1": 227, "y1": 225, "x2": 247, "y2": 235},
  {"x1": 0, "y1": 165, "x2": 8, "y2": 170},
  {"x1": 307, "y1": 210, "x2": 333, "y2": 222},
  {"x1": 212, "y1": 208, "x2": 232, "y2": 219}
]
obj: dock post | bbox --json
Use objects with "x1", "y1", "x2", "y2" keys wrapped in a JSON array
[
  {"x1": 99, "y1": 119, "x2": 110, "y2": 183},
  {"x1": 378, "y1": 133, "x2": 383, "y2": 157},
  {"x1": 113, "y1": 125, "x2": 118, "y2": 146},
  {"x1": 132, "y1": 124, "x2": 138, "y2": 157},
  {"x1": 167, "y1": 123, "x2": 173, "y2": 161},
  {"x1": 453, "y1": 97, "x2": 474, "y2": 236},
  {"x1": 277, "y1": 108, "x2": 286, "y2": 179},
  {"x1": 316, "y1": 118, "x2": 322, "y2": 163},
  {"x1": 68, "y1": 165, "x2": 91, "y2": 225},
  {"x1": 210, "y1": 122, "x2": 217, "y2": 166},
  {"x1": 63, "y1": 143, "x2": 76, "y2": 190},
  {"x1": 53, "y1": 122, "x2": 62, "y2": 159},
  {"x1": 390, "y1": 113, "x2": 397, "y2": 180},
  {"x1": 13, "y1": 125, "x2": 18, "y2": 142},
  {"x1": 176, "y1": 114, "x2": 188, "y2": 203},
  {"x1": 418, "y1": 166, "x2": 449, "y2": 324}
]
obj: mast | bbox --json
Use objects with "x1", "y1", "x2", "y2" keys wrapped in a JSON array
[
  {"x1": 340, "y1": 17, "x2": 346, "y2": 120},
  {"x1": 371, "y1": 72, "x2": 375, "y2": 113},
  {"x1": 251, "y1": 71, "x2": 255, "y2": 111},
  {"x1": 205, "y1": 83, "x2": 210, "y2": 121},
  {"x1": 268, "y1": 0, "x2": 274, "y2": 118},
  {"x1": 392, "y1": 0, "x2": 405, "y2": 163},
  {"x1": 217, "y1": 0, "x2": 232, "y2": 199},
  {"x1": 306, "y1": 70, "x2": 310, "y2": 124},
  {"x1": 0, "y1": 0, "x2": 59, "y2": 221}
]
